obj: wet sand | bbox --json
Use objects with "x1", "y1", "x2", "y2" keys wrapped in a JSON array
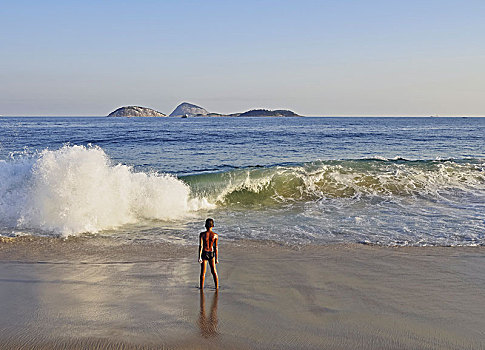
[{"x1": 0, "y1": 237, "x2": 484, "y2": 349}]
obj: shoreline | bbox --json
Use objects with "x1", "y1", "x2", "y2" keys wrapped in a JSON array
[{"x1": 1, "y1": 236, "x2": 484, "y2": 349}]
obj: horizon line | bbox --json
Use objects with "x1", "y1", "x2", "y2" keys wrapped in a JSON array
[{"x1": 1, "y1": 114, "x2": 484, "y2": 118}]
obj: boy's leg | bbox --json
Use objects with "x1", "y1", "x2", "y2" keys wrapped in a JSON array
[
  {"x1": 209, "y1": 258, "x2": 219, "y2": 289},
  {"x1": 200, "y1": 260, "x2": 207, "y2": 289}
]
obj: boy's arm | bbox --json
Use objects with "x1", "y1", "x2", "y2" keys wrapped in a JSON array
[
  {"x1": 214, "y1": 235, "x2": 219, "y2": 263},
  {"x1": 198, "y1": 233, "x2": 203, "y2": 263}
]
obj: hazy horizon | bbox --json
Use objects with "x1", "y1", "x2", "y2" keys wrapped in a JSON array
[{"x1": 2, "y1": 1, "x2": 484, "y2": 117}]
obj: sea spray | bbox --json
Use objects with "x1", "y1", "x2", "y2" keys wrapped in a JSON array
[{"x1": 0, "y1": 145, "x2": 212, "y2": 236}]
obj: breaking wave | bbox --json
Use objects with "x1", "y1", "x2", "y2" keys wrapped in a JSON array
[
  {"x1": 185, "y1": 159, "x2": 485, "y2": 205},
  {"x1": 0, "y1": 145, "x2": 211, "y2": 236}
]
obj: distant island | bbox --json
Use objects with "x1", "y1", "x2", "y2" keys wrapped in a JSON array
[
  {"x1": 107, "y1": 106, "x2": 166, "y2": 118},
  {"x1": 169, "y1": 102, "x2": 209, "y2": 117},
  {"x1": 237, "y1": 109, "x2": 299, "y2": 117},
  {"x1": 107, "y1": 102, "x2": 301, "y2": 118}
]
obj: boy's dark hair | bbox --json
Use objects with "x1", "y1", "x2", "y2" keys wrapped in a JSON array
[{"x1": 205, "y1": 218, "x2": 214, "y2": 229}]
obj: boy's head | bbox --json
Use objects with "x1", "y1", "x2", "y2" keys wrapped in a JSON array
[{"x1": 205, "y1": 218, "x2": 214, "y2": 229}]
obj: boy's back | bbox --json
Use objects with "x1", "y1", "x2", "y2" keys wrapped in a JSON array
[{"x1": 200, "y1": 230, "x2": 218, "y2": 252}]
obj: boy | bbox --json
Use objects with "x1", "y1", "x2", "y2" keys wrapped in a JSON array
[{"x1": 198, "y1": 218, "x2": 219, "y2": 289}]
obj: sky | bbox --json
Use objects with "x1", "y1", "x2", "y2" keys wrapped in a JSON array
[{"x1": 1, "y1": 0, "x2": 484, "y2": 116}]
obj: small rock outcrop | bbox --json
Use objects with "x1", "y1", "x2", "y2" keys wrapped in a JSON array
[
  {"x1": 107, "y1": 106, "x2": 166, "y2": 117},
  {"x1": 169, "y1": 102, "x2": 209, "y2": 117},
  {"x1": 238, "y1": 109, "x2": 300, "y2": 117}
]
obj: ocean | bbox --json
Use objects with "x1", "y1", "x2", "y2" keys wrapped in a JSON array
[{"x1": 0, "y1": 116, "x2": 484, "y2": 246}]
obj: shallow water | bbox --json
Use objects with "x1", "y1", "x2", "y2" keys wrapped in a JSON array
[{"x1": 1, "y1": 117, "x2": 484, "y2": 246}]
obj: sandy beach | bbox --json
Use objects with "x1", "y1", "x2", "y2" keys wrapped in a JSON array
[{"x1": 0, "y1": 237, "x2": 484, "y2": 350}]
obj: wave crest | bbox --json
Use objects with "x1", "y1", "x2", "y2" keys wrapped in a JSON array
[{"x1": 184, "y1": 159, "x2": 485, "y2": 205}]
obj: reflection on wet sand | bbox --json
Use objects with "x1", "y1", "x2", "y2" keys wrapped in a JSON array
[
  {"x1": 198, "y1": 290, "x2": 219, "y2": 338},
  {"x1": 1, "y1": 238, "x2": 484, "y2": 350}
]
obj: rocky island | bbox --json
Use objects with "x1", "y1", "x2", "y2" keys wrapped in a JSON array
[
  {"x1": 192, "y1": 109, "x2": 300, "y2": 117},
  {"x1": 107, "y1": 106, "x2": 166, "y2": 117},
  {"x1": 107, "y1": 102, "x2": 301, "y2": 117},
  {"x1": 169, "y1": 102, "x2": 209, "y2": 117},
  {"x1": 237, "y1": 109, "x2": 300, "y2": 117}
]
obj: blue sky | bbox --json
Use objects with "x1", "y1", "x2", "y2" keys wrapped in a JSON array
[{"x1": 1, "y1": 0, "x2": 484, "y2": 116}]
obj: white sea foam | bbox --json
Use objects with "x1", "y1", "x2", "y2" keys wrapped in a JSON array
[{"x1": 0, "y1": 145, "x2": 212, "y2": 236}]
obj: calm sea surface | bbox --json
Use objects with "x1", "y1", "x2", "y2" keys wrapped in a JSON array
[{"x1": 1, "y1": 117, "x2": 484, "y2": 246}]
